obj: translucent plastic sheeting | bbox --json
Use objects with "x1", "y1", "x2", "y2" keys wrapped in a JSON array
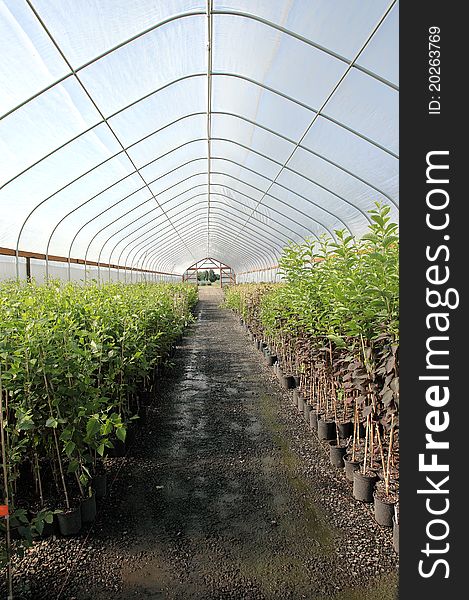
[{"x1": 0, "y1": 0, "x2": 398, "y2": 279}]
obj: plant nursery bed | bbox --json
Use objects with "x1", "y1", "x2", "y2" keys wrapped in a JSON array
[{"x1": 1, "y1": 288, "x2": 397, "y2": 600}]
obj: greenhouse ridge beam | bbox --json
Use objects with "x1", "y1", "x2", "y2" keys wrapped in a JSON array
[
  {"x1": 206, "y1": 0, "x2": 213, "y2": 256},
  {"x1": 230, "y1": 0, "x2": 398, "y2": 248}
]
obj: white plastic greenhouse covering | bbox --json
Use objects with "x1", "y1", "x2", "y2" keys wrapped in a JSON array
[{"x1": 0, "y1": 0, "x2": 398, "y2": 283}]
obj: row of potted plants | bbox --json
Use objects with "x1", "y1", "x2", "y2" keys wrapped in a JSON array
[
  {"x1": 0, "y1": 281, "x2": 197, "y2": 567},
  {"x1": 226, "y1": 203, "x2": 399, "y2": 553},
  {"x1": 240, "y1": 314, "x2": 399, "y2": 554}
]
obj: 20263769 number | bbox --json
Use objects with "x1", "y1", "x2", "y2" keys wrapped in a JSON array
[{"x1": 428, "y1": 26, "x2": 441, "y2": 115}]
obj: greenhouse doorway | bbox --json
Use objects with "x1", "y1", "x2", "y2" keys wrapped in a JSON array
[{"x1": 182, "y1": 258, "x2": 236, "y2": 288}]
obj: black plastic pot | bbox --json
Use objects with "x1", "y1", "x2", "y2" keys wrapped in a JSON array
[
  {"x1": 57, "y1": 507, "x2": 82, "y2": 536},
  {"x1": 108, "y1": 439, "x2": 126, "y2": 458},
  {"x1": 282, "y1": 375, "x2": 296, "y2": 390},
  {"x1": 81, "y1": 492, "x2": 97, "y2": 524},
  {"x1": 265, "y1": 353, "x2": 277, "y2": 367},
  {"x1": 392, "y1": 516, "x2": 399, "y2": 553},
  {"x1": 329, "y1": 442, "x2": 347, "y2": 468},
  {"x1": 374, "y1": 494, "x2": 396, "y2": 527},
  {"x1": 343, "y1": 456, "x2": 362, "y2": 482},
  {"x1": 337, "y1": 421, "x2": 353, "y2": 439},
  {"x1": 317, "y1": 418, "x2": 336, "y2": 441},
  {"x1": 293, "y1": 375, "x2": 300, "y2": 388},
  {"x1": 309, "y1": 410, "x2": 318, "y2": 431},
  {"x1": 92, "y1": 472, "x2": 107, "y2": 499},
  {"x1": 276, "y1": 366, "x2": 284, "y2": 380},
  {"x1": 353, "y1": 471, "x2": 378, "y2": 502},
  {"x1": 303, "y1": 403, "x2": 312, "y2": 423}
]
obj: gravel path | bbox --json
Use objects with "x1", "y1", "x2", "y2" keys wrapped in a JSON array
[{"x1": 4, "y1": 287, "x2": 398, "y2": 599}]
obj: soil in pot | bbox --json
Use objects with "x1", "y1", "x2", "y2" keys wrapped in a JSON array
[
  {"x1": 374, "y1": 483, "x2": 398, "y2": 527},
  {"x1": 329, "y1": 441, "x2": 347, "y2": 468},
  {"x1": 337, "y1": 421, "x2": 353, "y2": 439},
  {"x1": 353, "y1": 470, "x2": 378, "y2": 503},
  {"x1": 81, "y1": 492, "x2": 97, "y2": 524},
  {"x1": 57, "y1": 506, "x2": 82, "y2": 536},
  {"x1": 317, "y1": 418, "x2": 336, "y2": 441},
  {"x1": 343, "y1": 456, "x2": 362, "y2": 482}
]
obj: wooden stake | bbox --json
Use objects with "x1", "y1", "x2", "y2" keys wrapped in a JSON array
[{"x1": 385, "y1": 415, "x2": 396, "y2": 496}]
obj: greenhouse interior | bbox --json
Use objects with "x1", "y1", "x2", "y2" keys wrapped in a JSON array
[{"x1": 1, "y1": 1, "x2": 399, "y2": 599}]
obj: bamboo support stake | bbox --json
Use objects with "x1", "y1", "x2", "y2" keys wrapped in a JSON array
[
  {"x1": 363, "y1": 415, "x2": 370, "y2": 474},
  {"x1": 375, "y1": 422, "x2": 386, "y2": 482},
  {"x1": 385, "y1": 415, "x2": 396, "y2": 496},
  {"x1": 352, "y1": 400, "x2": 358, "y2": 461}
]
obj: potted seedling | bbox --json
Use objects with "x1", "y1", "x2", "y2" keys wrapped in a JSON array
[
  {"x1": 374, "y1": 415, "x2": 398, "y2": 526},
  {"x1": 353, "y1": 414, "x2": 378, "y2": 502}
]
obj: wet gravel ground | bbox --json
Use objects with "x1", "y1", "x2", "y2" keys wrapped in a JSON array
[{"x1": 4, "y1": 288, "x2": 398, "y2": 599}]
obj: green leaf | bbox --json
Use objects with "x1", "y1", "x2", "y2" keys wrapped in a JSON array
[
  {"x1": 86, "y1": 417, "x2": 101, "y2": 438},
  {"x1": 67, "y1": 458, "x2": 79, "y2": 473},
  {"x1": 35, "y1": 520, "x2": 44, "y2": 535},
  {"x1": 116, "y1": 427, "x2": 126, "y2": 442},
  {"x1": 64, "y1": 440, "x2": 76, "y2": 457},
  {"x1": 45, "y1": 416, "x2": 58, "y2": 428}
]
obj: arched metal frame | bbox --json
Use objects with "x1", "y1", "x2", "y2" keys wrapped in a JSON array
[
  {"x1": 1, "y1": 1, "x2": 399, "y2": 280},
  {"x1": 37, "y1": 106, "x2": 393, "y2": 276}
]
